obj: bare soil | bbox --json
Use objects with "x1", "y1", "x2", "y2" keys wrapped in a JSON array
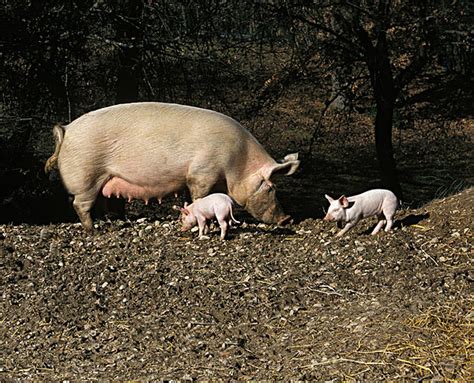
[
  {"x1": 1, "y1": 187, "x2": 472, "y2": 381},
  {"x1": 0, "y1": 97, "x2": 472, "y2": 381}
]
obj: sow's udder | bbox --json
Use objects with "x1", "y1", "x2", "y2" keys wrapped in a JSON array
[{"x1": 102, "y1": 176, "x2": 180, "y2": 203}]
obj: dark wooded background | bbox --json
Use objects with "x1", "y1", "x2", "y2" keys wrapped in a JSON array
[{"x1": 1, "y1": 0, "x2": 472, "y2": 223}]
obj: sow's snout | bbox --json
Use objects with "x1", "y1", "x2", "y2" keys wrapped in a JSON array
[
  {"x1": 245, "y1": 184, "x2": 292, "y2": 226},
  {"x1": 278, "y1": 214, "x2": 292, "y2": 226}
]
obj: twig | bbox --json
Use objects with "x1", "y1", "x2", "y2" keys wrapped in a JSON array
[
  {"x1": 306, "y1": 92, "x2": 339, "y2": 157},
  {"x1": 313, "y1": 284, "x2": 344, "y2": 296},
  {"x1": 396, "y1": 358, "x2": 433, "y2": 374},
  {"x1": 420, "y1": 241, "x2": 439, "y2": 266},
  {"x1": 302, "y1": 357, "x2": 387, "y2": 368},
  {"x1": 0, "y1": 117, "x2": 33, "y2": 123},
  {"x1": 64, "y1": 64, "x2": 72, "y2": 122}
]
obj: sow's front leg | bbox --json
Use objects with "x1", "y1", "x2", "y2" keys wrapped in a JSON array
[{"x1": 187, "y1": 172, "x2": 221, "y2": 201}]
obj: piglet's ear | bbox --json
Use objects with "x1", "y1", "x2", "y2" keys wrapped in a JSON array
[
  {"x1": 184, "y1": 202, "x2": 189, "y2": 208},
  {"x1": 181, "y1": 207, "x2": 190, "y2": 215},
  {"x1": 339, "y1": 195, "x2": 349, "y2": 208},
  {"x1": 325, "y1": 194, "x2": 334, "y2": 203}
]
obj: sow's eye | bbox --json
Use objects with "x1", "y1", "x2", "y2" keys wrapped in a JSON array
[{"x1": 258, "y1": 180, "x2": 275, "y2": 192}]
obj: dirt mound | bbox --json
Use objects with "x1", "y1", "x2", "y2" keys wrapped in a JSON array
[
  {"x1": 417, "y1": 186, "x2": 473, "y2": 233},
  {"x1": 0, "y1": 188, "x2": 471, "y2": 380}
]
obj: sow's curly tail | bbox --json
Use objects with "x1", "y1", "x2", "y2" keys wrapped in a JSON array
[{"x1": 44, "y1": 124, "x2": 65, "y2": 174}]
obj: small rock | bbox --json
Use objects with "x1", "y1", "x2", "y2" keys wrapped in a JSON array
[{"x1": 39, "y1": 228, "x2": 51, "y2": 241}]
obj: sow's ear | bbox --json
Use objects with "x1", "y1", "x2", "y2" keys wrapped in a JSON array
[
  {"x1": 262, "y1": 153, "x2": 300, "y2": 180},
  {"x1": 283, "y1": 153, "x2": 299, "y2": 162}
]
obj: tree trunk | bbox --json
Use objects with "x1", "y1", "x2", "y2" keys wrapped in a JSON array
[
  {"x1": 374, "y1": 101, "x2": 402, "y2": 199},
  {"x1": 366, "y1": 29, "x2": 403, "y2": 199}
]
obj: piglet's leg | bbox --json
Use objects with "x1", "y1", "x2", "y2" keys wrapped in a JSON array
[
  {"x1": 371, "y1": 215, "x2": 386, "y2": 235},
  {"x1": 197, "y1": 216, "x2": 208, "y2": 239},
  {"x1": 336, "y1": 221, "x2": 357, "y2": 237},
  {"x1": 217, "y1": 218, "x2": 229, "y2": 240},
  {"x1": 384, "y1": 214, "x2": 395, "y2": 232}
]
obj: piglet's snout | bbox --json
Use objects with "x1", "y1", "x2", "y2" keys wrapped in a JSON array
[{"x1": 323, "y1": 213, "x2": 333, "y2": 221}]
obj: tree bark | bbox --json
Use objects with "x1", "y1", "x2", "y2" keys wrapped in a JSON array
[
  {"x1": 373, "y1": 30, "x2": 402, "y2": 199},
  {"x1": 360, "y1": 24, "x2": 403, "y2": 199},
  {"x1": 374, "y1": 101, "x2": 402, "y2": 199}
]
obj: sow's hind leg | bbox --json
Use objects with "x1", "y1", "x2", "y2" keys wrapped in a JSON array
[
  {"x1": 73, "y1": 192, "x2": 96, "y2": 231},
  {"x1": 72, "y1": 178, "x2": 108, "y2": 232}
]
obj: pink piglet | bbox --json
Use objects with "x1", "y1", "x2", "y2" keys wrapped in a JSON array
[
  {"x1": 174, "y1": 193, "x2": 240, "y2": 240},
  {"x1": 324, "y1": 189, "x2": 399, "y2": 237}
]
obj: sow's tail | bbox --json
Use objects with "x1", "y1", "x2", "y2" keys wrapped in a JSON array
[{"x1": 44, "y1": 124, "x2": 65, "y2": 174}]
